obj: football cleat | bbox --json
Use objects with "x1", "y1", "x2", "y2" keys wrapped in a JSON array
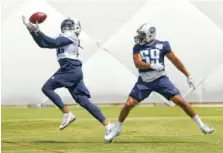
[
  {"x1": 104, "y1": 126, "x2": 120, "y2": 143},
  {"x1": 59, "y1": 112, "x2": 76, "y2": 130},
  {"x1": 105, "y1": 123, "x2": 115, "y2": 135},
  {"x1": 200, "y1": 125, "x2": 214, "y2": 134}
]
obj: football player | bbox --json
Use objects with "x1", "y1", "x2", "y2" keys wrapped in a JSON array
[
  {"x1": 104, "y1": 23, "x2": 214, "y2": 143},
  {"x1": 22, "y1": 16, "x2": 114, "y2": 137}
]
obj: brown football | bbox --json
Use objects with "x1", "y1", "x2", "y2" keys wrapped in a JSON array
[{"x1": 29, "y1": 12, "x2": 47, "y2": 24}]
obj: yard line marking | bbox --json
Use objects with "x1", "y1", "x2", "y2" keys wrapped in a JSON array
[
  {"x1": 2, "y1": 141, "x2": 67, "y2": 153},
  {"x1": 2, "y1": 116, "x2": 223, "y2": 122}
]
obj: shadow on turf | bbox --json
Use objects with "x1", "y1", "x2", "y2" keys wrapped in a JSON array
[{"x1": 31, "y1": 140, "x2": 207, "y2": 144}]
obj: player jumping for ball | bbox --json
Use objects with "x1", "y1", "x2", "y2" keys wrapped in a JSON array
[
  {"x1": 22, "y1": 16, "x2": 114, "y2": 137},
  {"x1": 105, "y1": 23, "x2": 214, "y2": 143}
]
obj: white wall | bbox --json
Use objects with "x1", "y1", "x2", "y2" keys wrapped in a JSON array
[{"x1": 1, "y1": 0, "x2": 223, "y2": 105}]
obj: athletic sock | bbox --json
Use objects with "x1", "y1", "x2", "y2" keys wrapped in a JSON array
[
  {"x1": 116, "y1": 121, "x2": 123, "y2": 131},
  {"x1": 193, "y1": 115, "x2": 205, "y2": 128}
]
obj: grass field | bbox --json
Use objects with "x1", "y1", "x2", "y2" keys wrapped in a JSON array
[{"x1": 2, "y1": 106, "x2": 223, "y2": 153}]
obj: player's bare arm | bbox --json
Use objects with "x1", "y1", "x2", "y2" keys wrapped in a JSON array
[
  {"x1": 133, "y1": 53, "x2": 150, "y2": 69},
  {"x1": 133, "y1": 53, "x2": 164, "y2": 71},
  {"x1": 166, "y1": 51, "x2": 195, "y2": 89},
  {"x1": 166, "y1": 51, "x2": 190, "y2": 77}
]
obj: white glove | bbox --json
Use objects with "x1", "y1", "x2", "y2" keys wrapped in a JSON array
[
  {"x1": 22, "y1": 15, "x2": 39, "y2": 33},
  {"x1": 150, "y1": 63, "x2": 164, "y2": 71},
  {"x1": 187, "y1": 76, "x2": 196, "y2": 89}
]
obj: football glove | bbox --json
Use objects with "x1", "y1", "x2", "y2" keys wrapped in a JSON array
[
  {"x1": 187, "y1": 76, "x2": 196, "y2": 89},
  {"x1": 150, "y1": 63, "x2": 164, "y2": 72},
  {"x1": 22, "y1": 15, "x2": 40, "y2": 33}
]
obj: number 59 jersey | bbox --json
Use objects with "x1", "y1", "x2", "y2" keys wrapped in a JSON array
[
  {"x1": 133, "y1": 40, "x2": 171, "y2": 82},
  {"x1": 56, "y1": 31, "x2": 80, "y2": 61}
]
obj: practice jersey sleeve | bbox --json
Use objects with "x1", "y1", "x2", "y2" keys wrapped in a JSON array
[
  {"x1": 133, "y1": 44, "x2": 140, "y2": 54},
  {"x1": 30, "y1": 31, "x2": 73, "y2": 48},
  {"x1": 163, "y1": 41, "x2": 171, "y2": 55}
]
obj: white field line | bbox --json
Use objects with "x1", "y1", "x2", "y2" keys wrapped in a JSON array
[{"x1": 2, "y1": 116, "x2": 223, "y2": 122}]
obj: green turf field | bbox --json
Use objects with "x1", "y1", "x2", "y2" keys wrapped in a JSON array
[{"x1": 2, "y1": 106, "x2": 223, "y2": 153}]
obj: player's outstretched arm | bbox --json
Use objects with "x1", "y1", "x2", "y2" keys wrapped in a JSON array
[
  {"x1": 22, "y1": 16, "x2": 51, "y2": 48},
  {"x1": 35, "y1": 32, "x2": 73, "y2": 48},
  {"x1": 29, "y1": 31, "x2": 49, "y2": 48},
  {"x1": 166, "y1": 51, "x2": 196, "y2": 89},
  {"x1": 28, "y1": 30, "x2": 73, "y2": 49},
  {"x1": 22, "y1": 15, "x2": 73, "y2": 49},
  {"x1": 166, "y1": 51, "x2": 190, "y2": 77}
]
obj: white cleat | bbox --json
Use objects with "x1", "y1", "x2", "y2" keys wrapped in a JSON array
[
  {"x1": 105, "y1": 123, "x2": 115, "y2": 135},
  {"x1": 104, "y1": 126, "x2": 120, "y2": 143},
  {"x1": 200, "y1": 125, "x2": 214, "y2": 134},
  {"x1": 59, "y1": 112, "x2": 76, "y2": 130}
]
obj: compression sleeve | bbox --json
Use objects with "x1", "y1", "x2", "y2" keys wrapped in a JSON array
[
  {"x1": 30, "y1": 31, "x2": 73, "y2": 48},
  {"x1": 30, "y1": 32, "x2": 48, "y2": 47}
]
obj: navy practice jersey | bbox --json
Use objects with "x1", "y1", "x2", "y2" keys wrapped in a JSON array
[
  {"x1": 133, "y1": 39, "x2": 171, "y2": 82},
  {"x1": 56, "y1": 31, "x2": 79, "y2": 61},
  {"x1": 30, "y1": 31, "x2": 82, "y2": 68}
]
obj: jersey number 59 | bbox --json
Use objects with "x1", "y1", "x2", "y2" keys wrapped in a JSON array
[{"x1": 140, "y1": 49, "x2": 160, "y2": 64}]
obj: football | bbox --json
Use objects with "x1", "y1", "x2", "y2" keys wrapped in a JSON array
[{"x1": 29, "y1": 12, "x2": 47, "y2": 24}]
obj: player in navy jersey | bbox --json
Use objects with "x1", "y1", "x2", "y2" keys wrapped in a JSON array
[
  {"x1": 22, "y1": 16, "x2": 114, "y2": 138},
  {"x1": 105, "y1": 23, "x2": 214, "y2": 143}
]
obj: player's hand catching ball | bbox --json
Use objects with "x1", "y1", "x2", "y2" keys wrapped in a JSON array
[
  {"x1": 187, "y1": 76, "x2": 196, "y2": 89},
  {"x1": 150, "y1": 63, "x2": 164, "y2": 71},
  {"x1": 22, "y1": 15, "x2": 39, "y2": 33}
]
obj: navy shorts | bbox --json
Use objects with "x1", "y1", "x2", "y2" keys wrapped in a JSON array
[
  {"x1": 129, "y1": 75, "x2": 180, "y2": 102},
  {"x1": 42, "y1": 59, "x2": 90, "y2": 98}
]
